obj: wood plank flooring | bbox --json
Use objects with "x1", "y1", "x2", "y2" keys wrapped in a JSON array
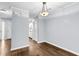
[
  {"x1": 11, "y1": 39, "x2": 77, "y2": 56},
  {"x1": 11, "y1": 47, "x2": 29, "y2": 56},
  {"x1": 39, "y1": 42, "x2": 77, "y2": 56},
  {"x1": 28, "y1": 39, "x2": 77, "y2": 56},
  {"x1": 0, "y1": 39, "x2": 77, "y2": 56},
  {"x1": 0, "y1": 39, "x2": 11, "y2": 56}
]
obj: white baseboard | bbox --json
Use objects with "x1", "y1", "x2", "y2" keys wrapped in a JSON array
[
  {"x1": 10, "y1": 40, "x2": 79, "y2": 55},
  {"x1": 38, "y1": 40, "x2": 79, "y2": 56},
  {"x1": 11, "y1": 44, "x2": 29, "y2": 51}
]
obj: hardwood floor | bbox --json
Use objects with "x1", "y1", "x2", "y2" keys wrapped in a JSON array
[
  {"x1": 0, "y1": 39, "x2": 11, "y2": 56},
  {"x1": 11, "y1": 47, "x2": 29, "y2": 56},
  {"x1": 28, "y1": 39, "x2": 77, "y2": 56},
  {"x1": 0, "y1": 38, "x2": 77, "y2": 56},
  {"x1": 11, "y1": 39, "x2": 77, "y2": 56},
  {"x1": 39, "y1": 42, "x2": 77, "y2": 56}
]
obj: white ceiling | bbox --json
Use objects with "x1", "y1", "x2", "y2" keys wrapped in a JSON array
[
  {"x1": 0, "y1": 2, "x2": 79, "y2": 18},
  {"x1": 9, "y1": 2, "x2": 68, "y2": 17},
  {"x1": 0, "y1": 2, "x2": 69, "y2": 14},
  {"x1": 9, "y1": 2, "x2": 67, "y2": 10}
]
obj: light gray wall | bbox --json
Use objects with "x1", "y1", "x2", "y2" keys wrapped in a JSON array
[
  {"x1": 0, "y1": 21, "x2": 2, "y2": 39},
  {"x1": 11, "y1": 15, "x2": 29, "y2": 49},
  {"x1": 45, "y1": 11, "x2": 79, "y2": 53},
  {"x1": 38, "y1": 18, "x2": 46, "y2": 42}
]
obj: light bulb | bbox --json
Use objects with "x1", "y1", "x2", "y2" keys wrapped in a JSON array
[{"x1": 40, "y1": 11, "x2": 48, "y2": 16}]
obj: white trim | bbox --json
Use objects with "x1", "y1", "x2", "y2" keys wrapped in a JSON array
[
  {"x1": 10, "y1": 40, "x2": 79, "y2": 55},
  {"x1": 11, "y1": 6, "x2": 29, "y2": 18},
  {"x1": 38, "y1": 40, "x2": 79, "y2": 55},
  {"x1": 2, "y1": 21, "x2": 5, "y2": 40},
  {"x1": 11, "y1": 44, "x2": 29, "y2": 51}
]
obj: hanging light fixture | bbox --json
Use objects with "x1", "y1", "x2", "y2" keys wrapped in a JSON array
[{"x1": 40, "y1": 2, "x2": 49, "y2": 16}]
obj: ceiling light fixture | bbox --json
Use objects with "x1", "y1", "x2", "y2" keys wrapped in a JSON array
[{"x1": 40, "y1": 2, "x2": 48, "y2": 16}]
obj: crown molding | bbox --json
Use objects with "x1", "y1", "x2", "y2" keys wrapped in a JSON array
[
  {"x1": 47, "y1": 2, "x2": 79, "y2": 18},
  {"x1": 11, "y1": 6, "x2": 29, "y2": 18}
]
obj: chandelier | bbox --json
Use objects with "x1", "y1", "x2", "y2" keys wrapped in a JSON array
[{"x1": 40, "y1": 2, "x2": 48, "y2": 16}]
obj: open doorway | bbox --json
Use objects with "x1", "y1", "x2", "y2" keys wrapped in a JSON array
[{"x1": 29, "y1": 18, "x2": 38, "y2": 41}]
